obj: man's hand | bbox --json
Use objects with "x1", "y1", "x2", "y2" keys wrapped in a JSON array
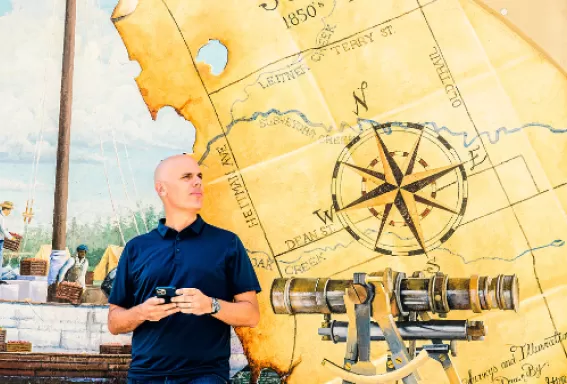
[
  {"x1": 172, "y1": 288, "x2": 212, "y2": 316},
  {"x1": 137, "y1": 296, "x2": 180, "y2": 322}
]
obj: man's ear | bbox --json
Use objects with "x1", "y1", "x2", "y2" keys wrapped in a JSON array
[{"x1": 155, "y1": 182, "x2": 166, "y2": 196}]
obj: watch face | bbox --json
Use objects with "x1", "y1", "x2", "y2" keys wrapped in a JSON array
[{"x1": 212, "y1": 298, "x2": 220, "y2": 313}]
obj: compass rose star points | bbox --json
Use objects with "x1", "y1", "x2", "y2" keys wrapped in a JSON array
[
  {"x1": 400, "y1": 128, "x2": 424, "y2": 176},
  {"x1": 374, "y1": 129, "x2": 403, "y2": 186},
  {"x1": 398, "y1": 189, "x2": 427, "y2": 250},
  {"x1": 400, "y1": 163, "x2": 464, "y2": 193},
  {"x1": 340, "y1": 162, "x2": 385, "y2": 186},
  {"x1": 337, "y1": 185, "x2": 397, "y2": 212},
  {"x1": 339, "y1": 127, "x2": 461, "y2": 252}
]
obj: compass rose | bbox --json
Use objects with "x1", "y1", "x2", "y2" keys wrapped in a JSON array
[{"x1": 331, "y1": 122, "x2": 468, "y2": 256}]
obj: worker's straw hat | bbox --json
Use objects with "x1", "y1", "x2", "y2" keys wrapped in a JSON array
[{"x1": 0, "y1": 201, "x2": 14, "y2": 209}]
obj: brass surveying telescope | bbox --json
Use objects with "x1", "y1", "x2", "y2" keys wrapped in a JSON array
[{"x1": 271, "y1": 269, "x2": 519, "y2": 384}]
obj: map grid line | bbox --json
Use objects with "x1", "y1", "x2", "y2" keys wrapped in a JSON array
[
  {"x1": 207, "y1": 0, "x2": 440, "y2": 97},
  {"x1": 158, "y1": 0, "x2": 305, "y2": 375},
  {"x1": 416, "y1": 0, "x2": 567, "y2": 359}
]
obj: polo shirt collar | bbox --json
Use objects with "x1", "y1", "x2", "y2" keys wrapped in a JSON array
[{"x1": 157, "y1": 214, "x2": 205, "y2": 238}]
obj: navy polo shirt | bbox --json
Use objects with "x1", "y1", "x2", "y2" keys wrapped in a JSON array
[{"x1": 108, "y1": 215, "x2": 261, "y2": 380}]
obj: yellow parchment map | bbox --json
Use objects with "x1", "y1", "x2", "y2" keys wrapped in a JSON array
[{"x1": 111, "y1": 0, "x2": 567, "y2": 382}]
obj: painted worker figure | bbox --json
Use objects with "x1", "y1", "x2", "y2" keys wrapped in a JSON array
[
  {"x1": 58, "y1": 244, "x2": 90, "y2": 289},
  {"x1": 107, "y1": 154, "x2": 261, "y2": 384},
  {"x1": 0, "y1": 201, "x2": 15, "y2": 261}
]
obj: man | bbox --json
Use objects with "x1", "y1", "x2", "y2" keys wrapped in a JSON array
[
  {"x1": 0, "y1": 201, "x2": 15, "y2": 261},
  {"x1": 107, "y1": 154, "x2": 261, "y2": 384},
  {"x1": 58, "y1": 244, "x2": 90, "y2": 289}
]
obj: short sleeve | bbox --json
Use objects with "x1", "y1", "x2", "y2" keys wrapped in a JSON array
[
  {"x1": 227, "y1": 234, "x2": 262, "y2": 297},
  {"x1": 108, "y1": 243, "x2": 134, "y2": 309},
  {"x1": 57, "y1": 258, "x2": 74, "y2": 282}
]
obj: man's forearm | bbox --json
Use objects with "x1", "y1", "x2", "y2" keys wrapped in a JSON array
[
  {"x1": 108, "y1": 305, "x2": 145, "y2": 335},
  {"x1": 0, "y1": 225, "x2": 12, "y2": 240},
  {"x1": 212, "y1": 299, "x2": 259, "y2": 328}
]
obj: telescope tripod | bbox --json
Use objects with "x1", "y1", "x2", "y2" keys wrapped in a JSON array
[{"x1": 320, "y1": 271, "x2": 463, "y2": 384}]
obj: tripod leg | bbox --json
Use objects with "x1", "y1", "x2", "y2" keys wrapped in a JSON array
[
  {"x1": 386, "y1": 357, "x2": 399, "y2": 384},
  {"x1": 370, "y1": 282, "x2": 421, "y2": 384}
]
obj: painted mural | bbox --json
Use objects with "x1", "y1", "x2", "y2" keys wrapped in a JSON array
[{"x1": 0, "y1": 0, "x2": 566, "y2": 383}]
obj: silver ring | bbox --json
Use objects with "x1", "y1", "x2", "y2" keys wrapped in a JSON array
[
  {"x1": 284, "y1": 278, "x2": 295, "y2": 315},
  {"x1": 314, "y1": 278, "x2": 327, "y2": 313}
]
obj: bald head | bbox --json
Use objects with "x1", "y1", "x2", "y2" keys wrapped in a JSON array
[
  {"x1": 154, "y1": 154, "x2": 203, "y2": 212},
  {"x1": 154, "y1": 154, "x2": 199, "y2": 183}
]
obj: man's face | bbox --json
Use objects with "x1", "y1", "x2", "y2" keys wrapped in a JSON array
[
  {"x1": 2, "y1": 208, "x2": 11, "y2": 216},
  {"x1": 159, "y1": 156, "x2": 204, "y2": 212},
  {"x1": 78, "y1": 250, "x2": 86, "y2": 258}
]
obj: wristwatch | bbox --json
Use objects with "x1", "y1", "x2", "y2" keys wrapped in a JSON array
[{"x1": 210, "y1": 297, "x2": 221, "y2": 315}]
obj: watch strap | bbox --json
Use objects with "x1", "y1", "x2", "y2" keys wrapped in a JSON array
[{"x1": 210, "y1": 297, "x2": 220, "y2": 314}]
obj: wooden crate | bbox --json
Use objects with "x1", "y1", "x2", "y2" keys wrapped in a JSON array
[
  {"x1": 99, "y1": 343, "x2": 131, "y2": 354},
  {"x1": 19, "y1": 258, "x2": 48, "y2": 276},
  {"x1": 3, "y1": 237, "x2": 21, "y2": 252},
  {"x1": 55, "y1": 281, "x2": 83, "y2": 304},
  {"x1": 6, "y1": 341, "x2": 32, "y2": 352},
  {"x1": 86, "y1": 271, "x2": 94, "y2": 286},
  {"x1": 100, "y1": 343, "x2": 123, "y2": 354}
]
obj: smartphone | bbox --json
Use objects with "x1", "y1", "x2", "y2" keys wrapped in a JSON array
[{"x1": 155, "y1": 286, "x2": 177, "y2": 304}]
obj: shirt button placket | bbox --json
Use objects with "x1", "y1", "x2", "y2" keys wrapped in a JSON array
[{"x1": 174, "y1": 235, "x2": 181, "y2": 263}]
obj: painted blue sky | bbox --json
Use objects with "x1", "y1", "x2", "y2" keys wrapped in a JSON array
[
  {"x1": 0, "y1": 1, "x2": 11, "y2": 15},
  {"x1": 0, "y1": 0, "x2": 227, "y2": 234}
]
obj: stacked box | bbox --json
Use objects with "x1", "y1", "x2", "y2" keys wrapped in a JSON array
[
  {"x1": 5, "y1": 341, "x2": 32, "y2": 352},
  {"x1": 100, "y1": 343, "x2": 123, "y2": 354},
  {"x1": 19, "y1": 258, "x2": 48, "y2": 276},
  {"x1": 86, "y1": 271, "x2": 94, "y2": 286},
  {"x1": 99, "y1": 343, "x2": 132, "y2": 354},
  {"x1": 0, "y1": 328, "x2": 6, "y2": 352},
  {"x1": 3, "y1": 238, "x2": 21, "y2": 252},
  {"x1": 55, "y1": 281, "x2": 83, "y2": 304}
]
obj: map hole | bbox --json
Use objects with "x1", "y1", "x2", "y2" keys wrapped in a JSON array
[{"x1": 196, "y1": 39, "x2": 228, "y2": 76}]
